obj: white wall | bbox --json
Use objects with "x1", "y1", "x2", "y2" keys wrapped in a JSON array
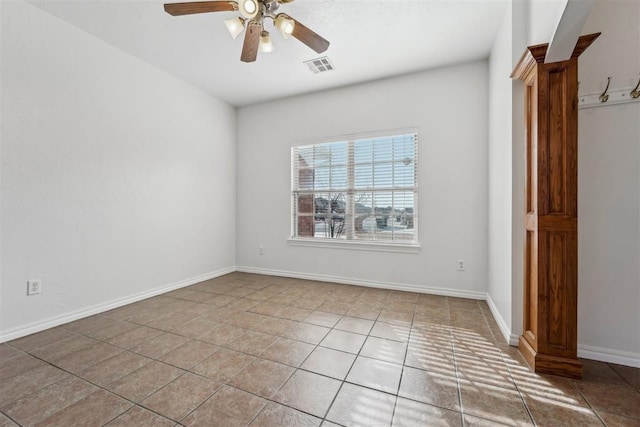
[
  {"x1": 236, "y1": 62, "x2": 489, "y2": 297},
  {"x1": 0, "y1": 1, "x2": 237, "y2": 340},
  {"x1": 576, "y1": 0, "x2": 640, "y2": 362},
  {"x1": 527, "y1": 0, "x2": 568, "y2": 45},
  {"x1": 488, "y1": 4, "x2": 514, "y2": 339}
]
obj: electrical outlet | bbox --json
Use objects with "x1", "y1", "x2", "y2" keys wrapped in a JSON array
[
  {"x1": 258, "y1": 246, "x2": 264, "y2": 255},
  {"x1": 27, "y1": 279, "x2": 42, "y2": 295},
  {"x1": 457, "y1": 259, "x2": 465, "y2": 271}
]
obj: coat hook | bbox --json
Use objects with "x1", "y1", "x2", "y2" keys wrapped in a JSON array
[
  {"x1": 631, "y1": 75, "x2": 640, "y2": 99},
  {"x1": 599, "y1": 77, "x2": 611, "y2": 103}
]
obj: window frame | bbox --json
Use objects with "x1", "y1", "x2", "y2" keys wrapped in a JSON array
[{"x1": 289, "y1": 128, "x2": 420, "y2": 252}]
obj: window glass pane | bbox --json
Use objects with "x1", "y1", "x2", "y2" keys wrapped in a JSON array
[
  {"x1": 293, "y1": 132, "x2": 417, "y2": 244},
  {"x1": 373, "y1": 163, "x2": 393, "y2": 188},
  {"x1": 393, "y1": 161, "x2": 415, "y2": 187},
  {"x1": 354, "y1": 163, "x2": 373, "y2": 189},
  {"x1": 354, "y1": 139, "x2": 373, "y2": 164},
  {"x1": 373, "y1": 138, "x2": 394, "y2": 162},
  {"x1": 331, "y1": 166, "x2": 348, "y2": 189}
]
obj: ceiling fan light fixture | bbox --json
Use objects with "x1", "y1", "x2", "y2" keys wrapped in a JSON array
[
  {"x1": 259, "y1": 30, "x2": 275, "y2": 53},
  {"x1": 239, "y1": 0, "x2": 259, "y2": 19},
  {"x1": 224, "y1": 17, "x2": 246, "y2": 39},
  {"x1": 275, "y1": 14, "x2": 295, "y2": 39}
]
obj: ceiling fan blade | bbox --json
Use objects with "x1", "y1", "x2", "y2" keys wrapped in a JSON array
[
  {"x1": 164, "y1": 1, "x2": 237, "y2": 16},
  {"x1": 291, "y1": 18, "x2": 330, "y2": 54},
  {"x1": 241, "y1": 21, "x2": 261, "y2": 63}
]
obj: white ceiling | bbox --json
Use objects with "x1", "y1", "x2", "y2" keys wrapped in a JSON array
[{"x1": 30, "y1": 0, "x2": 509, "y2": 107}]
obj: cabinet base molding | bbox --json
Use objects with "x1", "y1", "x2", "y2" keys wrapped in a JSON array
[{"x1": 519, "y1": 336, "x2": 583, "y2": 379}]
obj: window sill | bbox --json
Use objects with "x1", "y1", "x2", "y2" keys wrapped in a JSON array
[{"x1": 287, "y1": 238, "x2": 421, "y2": 253}]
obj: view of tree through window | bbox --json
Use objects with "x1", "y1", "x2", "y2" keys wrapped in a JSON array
[{"x1": 292, "y1": 131, "x2": 418, "y2": 244}]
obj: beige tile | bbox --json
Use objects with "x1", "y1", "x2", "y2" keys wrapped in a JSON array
[
  {"x1": 142, "y1": 372, "x2": 221, "y2": 421},
  {"x1": 250, "y1": 302, "x2": 286, "y2": 316},
  {"x1": 252, "y1": 317, "x2": 297, "y2": 336},
  {"x1": 320, "y1": 329, "x2": 366, "y2": 354},
  {"x1": 166, "y1": 289, "x2": 214, "y2": 303},
  {"x1": 204, "y1": 294, "x2": 238, "y2": 307},
  {"x1": 31, "y1": 334, "x2": 98, "y2": 363},
  {"x1": 144, "y1": 312, "x2": 201, "y2": 333},
  {"x1": 77, "y1": 351, "x2": 152, "y2": 387},
  {"x1": 124, "y1": 306, "x2": 172, "y2": 325},
  {"x1": 459, "y1": 379, "x2": 532, "y2": 426},
  {"x1": 201, "y1": 324, "x2": 247, "y2": 346},
  {"x1": 129, "y1": 332, "x2": 191, "y2": 359},
  {"x1": 192, "y1": 348, "x2": 255, "y2": 382},
  {"x1": 581, "y1": 359, "x2": 629, "y2": 385},
  {"x1": 182, "y1": 386, "x2": 266, "y2": 427},
  {"x1": 250, "y1": 402, "x2": 321, "y2": 427},
  {"x1": 596, "y1": 410, "x2": 640, "y2": 427},
  {"x1": 64, "y1": 314, "x2": 119, "y2": 333},
  {"x1": 201, "y1": 307, "x2": 242, "y2": 324},
  {"x1": 378, "y1": 310, "x2": 413, "y2": 325},
  {"x1": 0, "y1": 365, "x2": 69, "y2": 408},
  {"x1": 227, "y1": 330, "x2": 279, "y2": 356},
  {"x1": 34, "y1": 389, "x2": 132, "y2": 427},
  {"x1": 346, "y1": 356, "x2": 403, "y2": 394},
  {"x1": 226, "y1": 287, "x2": 257, "y2": 298},
  {"x1": 53, "y1": 341, "x2": 124, "y2": 374},
  {"x1": 229, "y1": 358, "x2": 295, "y2": 398},
  {"x1": 370, "y1": 321, "x2": 410, "y2": 342},
  {"x1": 334, "y1": 316, "x2": 374, "y2": 335},
  {"x1": 455, "y1": 351, "x2": 515, "y2": 390},
  {"x1": 159, "y1": 340, "x2": 219, "y2": 370},
  {"x1": 260, "y1": 338, "x2": 315, "y2": 367},
  {"x1": 463, "y1": 414, "x2": 515, "y2": 426},
  {"x1": 360, "y1": 336, "x2": 407, "y2": 364},
  {"x1": 274, "y1": 370, "x2": 341, "y2": 418},
  {"x1": 301, "y1": 347, "x2": 355, "y2": 380},
  {"x1": 107, "y1": 326, "x2": 164, "y2": 349},
  {"x1": 393, "y1": 397, "x2": 462, "y2": 427},
  {"x1": 168, "y1": 318, "x2": 220, "y2": 341},
  {"x1": 84, "y1": 321, "x2": 139, "y2": 340},
  {"x1": 608, "y1": 363, "x2": 640, "y2": 390},
  {"x1": 524, "y1": 394, "x2": 603, "y2": 427},
  {"x1": 448, "y1": 297, "x2": 480, "y2": 311},
  {"x1": 575, "y1": 381, "x2": 640, "y2": 419},
  {"x1": 0, "y1": 413, "x2": 18, "y2": 427},
  {"x1": 316, "y1": 301, "x2": 351, "y2": 315},
  {"x1": 399, "y1": 366, "x2": 460, "y2": 411},
  {"x1": 8, "y1": 327, "x2": 77, "y2": 352},
  {"x1": 276, "y1": 306, "x2": 312, "y2": 321},
  {"x1": 283, "y1": 323, "x2": 330, "y2": 345},
  {"x1": 326, "y1": 382, "x2": 396, "y2": 427},
  {"x1": 226, "y1": 298, "x2": 260, "y2": 311},
  {"x1": 107, "y1": 361, "x2": 184, "y2": 402},
  {"x1": 105, "y1": 406, "x2": 175, "y2": 427},
  {"x1": 345, "y1": 305, "x2": 381, "y2": 320},
  {"x1": 384, "y1": 301, "x2": 416, "y2": 314},
  {"x1": 0, "y1": 353, "x2": 47, "y2": 383},
  {"x1": 3, "y1": 376, "x2": 97, "y2": 426},
  {"x1": 513, "y1": 372, "x2": 587, "y2": 407},
  {"x1": 0, "y1": 344, "x2": 24, "y2": 363},
  {"x1": 303, "y1": 311, "x2": 342, "y2": 328}
]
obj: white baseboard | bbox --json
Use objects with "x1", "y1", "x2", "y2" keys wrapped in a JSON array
[
  {"x1": 484, "y1": 294, "x2": 640, "y2": 367},
  {"x1": 0, "y1": 266, "x2": 235, "y2": 343},
  {"x1": 485, "y1": 294, "x2": 520, "y2": 346},
  {"x1": 236, "y1": 266, "x2": 487, "y2": 300},
  {"x1": 578, "y1": 344, "x2": 640, "y2": 368}
]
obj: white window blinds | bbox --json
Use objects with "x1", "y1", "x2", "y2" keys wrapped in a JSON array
[{"x1": 292, "y1": 131, "x2": 418, "y2": 244}]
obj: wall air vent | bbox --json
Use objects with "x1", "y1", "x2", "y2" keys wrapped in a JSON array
[{"x1": 304, "y1": 57, "x2": 334, "y2": 74}]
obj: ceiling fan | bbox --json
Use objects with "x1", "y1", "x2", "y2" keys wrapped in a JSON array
[{"x1": 163, "y1": 0, "x2": 330, "y2": 63}]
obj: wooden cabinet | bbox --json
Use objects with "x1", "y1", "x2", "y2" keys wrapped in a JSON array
[{"x1": 511, "y1": 33, "x2": 599, "y2": 379}]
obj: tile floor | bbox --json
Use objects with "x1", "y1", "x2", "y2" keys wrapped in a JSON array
[{"x1": 1, "y1": 272, "x2": 638, "y2": 426}]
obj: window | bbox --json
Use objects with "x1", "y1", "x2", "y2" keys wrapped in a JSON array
[{"x1": 291, "y1": 130, "x2": 418, "y2": 248}]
